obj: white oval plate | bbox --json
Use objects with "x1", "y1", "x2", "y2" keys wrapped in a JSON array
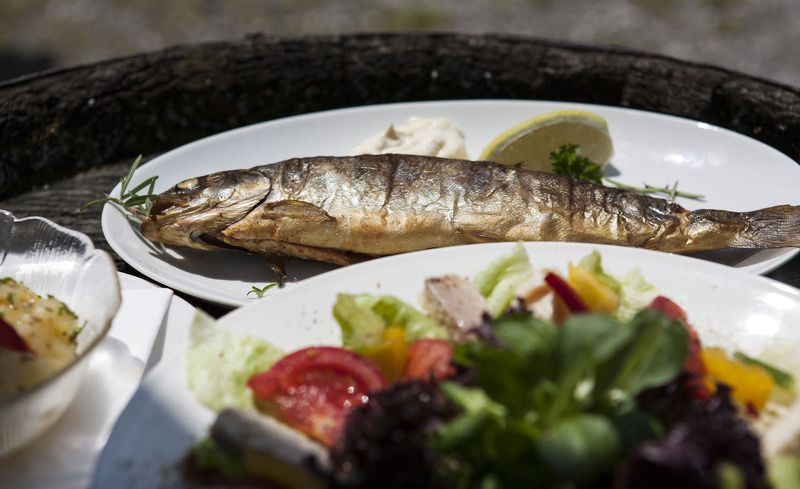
[
  {"x1": 101, "y1": 100, "x2": 800, "y2": 308},
  {"x1": 92, "y1": 241, "x2": 800, "y2": 488}
]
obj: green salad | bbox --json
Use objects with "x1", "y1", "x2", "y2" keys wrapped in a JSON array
[{"x1": 183, "y1": 244, "x2": 800, "y2": 489}]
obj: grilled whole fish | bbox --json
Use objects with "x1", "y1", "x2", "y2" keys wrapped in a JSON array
[{"x1": 141, "y1": 154, "x2": 800, "y2": 269}]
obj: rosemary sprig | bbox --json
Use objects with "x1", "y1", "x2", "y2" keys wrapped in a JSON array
[
  {"x1": 550, "y1": 144, "x2": 705, "y2": 202},
  {"x1": 604, "y1": 178, "x2": 705, "y2": 201},
  {"x1": 81, "y1": 155, "x2": 159, "y2": 223}
]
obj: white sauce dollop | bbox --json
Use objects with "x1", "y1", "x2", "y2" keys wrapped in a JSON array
[{"x1": 349, "y1": 116, "x2": 468, "y2": 159}]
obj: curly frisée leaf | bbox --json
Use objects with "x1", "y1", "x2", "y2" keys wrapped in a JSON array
[{"x1": 186, "y1": 311, "x2": 284, "y2": 411}]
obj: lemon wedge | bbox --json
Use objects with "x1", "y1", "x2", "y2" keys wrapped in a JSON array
[{"x1": 479, "y1": 110, "x2": 614, "y2": 172}]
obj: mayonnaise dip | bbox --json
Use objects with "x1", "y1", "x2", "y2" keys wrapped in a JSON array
[{"x1": 349, "y1": 116, "x2": 468, "y2": 159}]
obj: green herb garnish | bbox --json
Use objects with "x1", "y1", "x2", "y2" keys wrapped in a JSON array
[
  {"x1": 550, "y1": 144, "x2": 604, "y2": 184},
  {"x1": 58, "y1": 302, "x2": 78, "y2": 318},
  {"x1": 70, "y1": 324, "x2": 84, "y2": 343},
  {"x1": 81, "y1": 155, "x2": 159, "y2": 224},
  {"x1": 550, "y1": 144, "x2": 704, "y2": 201},
  {"x1": 605, "y1": 178, "x2": 705, "y2": 202},
  {"x1": 247, "y1": 283, "x2": 279, "y2": 299}
]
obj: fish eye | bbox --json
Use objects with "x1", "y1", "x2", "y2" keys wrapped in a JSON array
[
  {"x1": 217, "y1": 187, "x2": 234, "y2": 200},
  {"x1": 176, "y1": 178, "x2": 200, "y2": 191}
]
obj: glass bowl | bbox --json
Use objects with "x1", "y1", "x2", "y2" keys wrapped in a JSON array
[{"x1": 0, "y1": 210, "x2": 121, "y2": 457}]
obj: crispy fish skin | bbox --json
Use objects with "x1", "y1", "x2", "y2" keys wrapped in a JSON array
[{"x1": 141, "y1": 154, "x2": 800, "y2": 264}]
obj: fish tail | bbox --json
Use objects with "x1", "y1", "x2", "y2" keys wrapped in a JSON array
[
  {"x1": 688, "y1": 205, "x2": 800, "y2": 250},
  {"x1": 742, "y1": 205, "x2": 800, "y2": 248}
]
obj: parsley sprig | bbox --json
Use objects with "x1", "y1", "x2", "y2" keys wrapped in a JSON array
[
  {"x1": 549, "y1": 144, "x2": 704, "y2": 202},
  {"x1": 550, "y1": 144, "x2": 604, "y2": 184},
  {"x1": 81, "y1": 155, "x2": 159, "y2": 223}
]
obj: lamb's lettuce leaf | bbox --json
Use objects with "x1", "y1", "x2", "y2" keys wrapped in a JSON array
[
  {"x1": 536, "y1": 414, "x2": 623, "y2": 483},
  {"x1": 434, "y1": 309, "x2": 688, "y2": 487}
]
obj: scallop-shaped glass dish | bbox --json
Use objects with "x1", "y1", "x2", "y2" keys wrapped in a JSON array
[{"x1": 0, "y1": 210, "x2": 121, "y2": 457}]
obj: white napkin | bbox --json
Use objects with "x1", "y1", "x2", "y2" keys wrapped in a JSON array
[
  {"x1": 107, "y1": 288, "x2": 174, "y2": 365},
  {"x1": 0, "y1": 287, "x2": 174, "y2": 489}
]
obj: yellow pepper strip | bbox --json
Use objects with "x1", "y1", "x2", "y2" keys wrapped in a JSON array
[
  {"x1": 701, "y1": 347, "x2": 775, "y2": 411},
  {"x1": 361, "y1": 326, "x2": 408, "y2": 383},
  {"x1": 567, "y1": 263, "x2": 620, "y2": 314}
]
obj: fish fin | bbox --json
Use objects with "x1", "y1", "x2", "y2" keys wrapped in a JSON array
[
  {"x1": 270, "y1": 242, "x2": 373, "y2": 267},
  {"x1": 454, "y1": 224, "x2": 506, "y2": 243},
  {"x1": 262, "y1": 200, "x2": 336, "y2": 224},
  {"x1": 267, "y1": 253, "x2": 287, "y2": 287}
]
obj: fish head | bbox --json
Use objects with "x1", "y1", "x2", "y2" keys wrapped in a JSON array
[{"x1": 140, "y1": 169, "x2": 271, "y2": 250}]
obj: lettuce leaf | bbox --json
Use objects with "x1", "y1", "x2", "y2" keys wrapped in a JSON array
[
  {"x1": 333, "y1": 293, "x2": 385, "y2": 351},
  {"x1": 186, "y1": 311, "x2": 284, "y2": 412},
  {"x1": 472, "y1": 242, "x2": 534, "y2": 316},
  {"x1": 334, "y1": 293, "x2": 448, "y2": 352},
  {"x1": 578, "y1": 250, "x2": 622, "y2": 294},
  {"x1": 578, "y1": 250, "x2": 659, "y2": 321},
  {"x1": 615, "y1": 269, "x2": 660, "y2": 322}
]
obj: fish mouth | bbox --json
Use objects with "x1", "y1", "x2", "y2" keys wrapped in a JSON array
[{"x1": 141, "y1": 169, "x2": 271, "y2": 251}]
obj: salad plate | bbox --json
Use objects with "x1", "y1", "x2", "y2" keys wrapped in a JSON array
[
  {"x1": 101, "y1": 99, "x2": 800, "y2": 308},
  {"x1": 92, "y1": 241, "x2": 800, "y2": 488}
]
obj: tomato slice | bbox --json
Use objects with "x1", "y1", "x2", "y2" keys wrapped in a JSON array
[
  {"x1": 0, "y1": 316, "x2": 34, "y2": 354},
  {"x1": 647, "y1": 295, "x2": 688, "y2": 322},
  {"x1": 647, "y1": 296, "x2": 702, "y2": 372},
  {"x1": 247, "y1": 346, "x2": 386, "y2": 446},
  {"x1": 403, "y1": 339, "x2": 455, "y2": 382}
]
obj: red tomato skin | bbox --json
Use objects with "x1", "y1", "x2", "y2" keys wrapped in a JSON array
[
  {"x1": 247, "y1": 346, "x2": 387, "y2": 446},
  {"x1": 646, "y1": 296, "x2": 702, "y2": 372},
  {"x1": 403, "y1": 339, "x2": 455, "y2": 382},
  {"x1": 248, "y1": 346, "x2": 386, "y2": 399},
  {"x1": 647, "y1": 295, "x2": 688, "y2": 322}
]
